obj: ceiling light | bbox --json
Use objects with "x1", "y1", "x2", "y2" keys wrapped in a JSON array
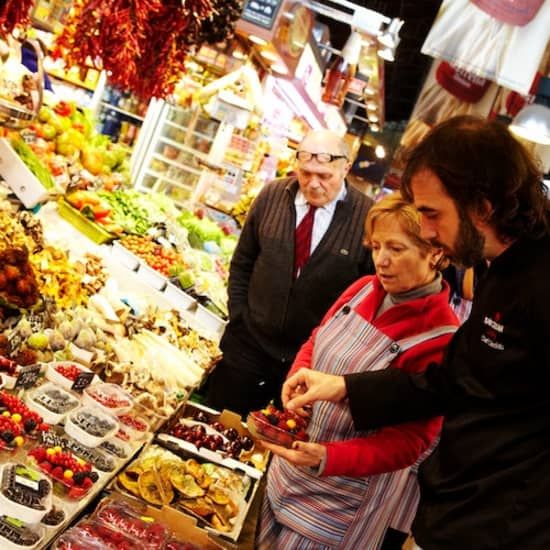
[
  {"x1": 509, "y1": 77, "x2": 550, "y2": 145},
  {"x1": 260, "y1": 50, "x2": 279, "y2": 62},
  {"x1": 378, "y1": 18, "x2": 404, "y2": 49},
  {"x1": 249, "y1": 35, "x2": 267, "y2": 46},
  {"x1": 510, "y1": 104, "x2": 550, "y2": 145},
  {"x1": 364, "y1": 87, "x2": 376, "y2": 96},
  {"x1": 370, "y1": 123, "x2": 380, "y2": 132},
  {"x1": 368, "y1": 114, "x2": 379, "y2": 122},
  {"x1": 375, "y1": 145, "x2": 386, "y2": 158},
  {"x1": 377, "y1": 47, "x2": 395, "y2": 62},
  {"x1": 366, "y1": 102, "x2": 377, "y2": 111}
]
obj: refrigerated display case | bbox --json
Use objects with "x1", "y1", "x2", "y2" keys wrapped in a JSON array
[{"x1": 132, "y1": 102, "x2": 220, "y2": 207}]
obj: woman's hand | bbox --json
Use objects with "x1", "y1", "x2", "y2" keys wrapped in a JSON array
[
  {"x1": 261, "y1": 440, "x2": 327, "y2": 469},
  {"x1": 283, "y1": 368, "x2": 347, "y2": 412}
]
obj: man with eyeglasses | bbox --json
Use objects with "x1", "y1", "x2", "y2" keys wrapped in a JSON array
[{"x1": 205, "y1": 129, "x2": 374, "y2": 417}]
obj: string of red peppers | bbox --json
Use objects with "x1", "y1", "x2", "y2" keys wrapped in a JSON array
[
  {"x1": 53, "y1": 0, "x2": 217, "y2": 101},
  {"x1": 0, "y1": 0, "x2": 35, "y2": 37}
]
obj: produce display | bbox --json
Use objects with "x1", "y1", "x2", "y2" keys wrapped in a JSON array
[
  {"x1": 56, "y1": 495, "x2": 206, "y2": 550},
  {"x1": 117, "y1": 444, "x2": 250, "y2": 535},
  {"x1": 19, "y1": 101, "x2": 131, "y2": 190},
  {"x1": 0, "y1": 247, "x2": 40, "y2": 309},
  {"x1": 0, "y1": 57, "x2": 256, "y2": 543}
]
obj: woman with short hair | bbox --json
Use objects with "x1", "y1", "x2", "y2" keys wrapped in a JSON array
[{"x1": 257, "y1": 192, "x2": 459, "y2": 549}]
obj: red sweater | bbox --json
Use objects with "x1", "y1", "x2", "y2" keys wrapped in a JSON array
[{"x1": 288, "y1": 275, "x2": 459, "y2": 478}]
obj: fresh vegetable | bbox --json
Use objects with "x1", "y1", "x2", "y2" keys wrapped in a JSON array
[{"x1": 11, "y1": 137, "x2": 57, "y2": 190}]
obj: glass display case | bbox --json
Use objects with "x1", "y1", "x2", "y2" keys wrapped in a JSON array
[{"x1": 132, "y1": 102, "x2": 220, "y2": 207}]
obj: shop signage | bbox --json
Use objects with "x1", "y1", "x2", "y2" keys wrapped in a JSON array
[{"x1": 241, "y1": 0, "x2": 283, "y2": 30}]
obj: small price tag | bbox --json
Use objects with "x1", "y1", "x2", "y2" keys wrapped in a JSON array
[
  {"x1": 15, "y1": 474, "x2": 40, "y2": 493},
  {"x1": 71, "y1": 371, "x2": 95, "y2": 392},
  {"x1": 15, "y1": 364, "x2": 41, "y2": 389}
]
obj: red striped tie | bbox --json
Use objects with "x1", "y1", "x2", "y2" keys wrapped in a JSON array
[{"x1": 294, "y1": 204, "x2": 317, "y2": 278}]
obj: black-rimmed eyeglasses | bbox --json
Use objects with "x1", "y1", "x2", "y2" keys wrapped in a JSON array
[{"x1": 296, "y1": 151, "x2": 348, "y2": 163}]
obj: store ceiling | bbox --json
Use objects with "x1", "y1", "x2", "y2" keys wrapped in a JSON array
[{"x1": 314, "y1": 0, "x2": 442, "y2": 125}]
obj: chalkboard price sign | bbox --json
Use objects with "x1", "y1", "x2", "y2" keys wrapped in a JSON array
[
  {"x1": 15, "y1": 364, "x2": 41, "y2": 389},
  {"x1": 71, "y1": 371, "x2": 95, "y2": 393},
  {"x1": 241, "y1": 0, "x2": 282, "y2": 30}
]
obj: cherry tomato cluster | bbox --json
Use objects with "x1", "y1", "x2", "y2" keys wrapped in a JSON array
[
  {"x1": 121, "y1": 235, "x2": 182, "y2": 277},
  {"x1": 87, "y1": 388, "x2": 131, "y2": 410},
  {"x1": 55, "y1": 364, "x2": 83, "y2": 381},
  {"x1": 117, "y1": 414, "x2": 148, "y2": 433}
]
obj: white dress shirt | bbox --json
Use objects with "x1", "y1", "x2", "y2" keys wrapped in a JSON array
[{"x1": 294, "y1": 184, "x2": 347, "y2": 255}]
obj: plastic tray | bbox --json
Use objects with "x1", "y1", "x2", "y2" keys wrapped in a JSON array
[
  {"x1": 0, "y1": 516, "x2": 45, "y2": 550},
  {"x1": 83, "y1": 383, "x2": 133, "y2": 415},
  {"x1": 163, "y1": 282, "x2": 196, "y2": 311},
  {"x1": 116, "y1": 413, "x2": 150, "y2": 442},
  {"x1": 111, "y1": 242, "x2": 140, "y2": 271},
  {"x1": 247, "y1": 411, "x2": 309, "y2": 449},
  {"x1": 57, "y1": 199, "x2": 115, "y2": 245},
  {"x1": 0, "y1": 464, "x2": 52, "y2": 524},
  {"x1": 45, "y1": 362, "x2": 99, "y2": 392},
  {"x1": 136, "y1": 264, "x2": 167, "y2": 291},
  {"x1": 65, "y1": 407, "x2": 119, "y2": 448},
  {"x1": 25, "y1": 383, "x2": 80, "y2": 425}
]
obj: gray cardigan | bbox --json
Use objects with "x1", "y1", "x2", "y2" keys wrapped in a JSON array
[{"x1": 228, "y1": 177, "x2": 374, "y2": 362}]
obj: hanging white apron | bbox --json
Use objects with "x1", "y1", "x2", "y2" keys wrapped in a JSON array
[{"x1": 266, "y1": 281, "x2": 456, "y2": 548}]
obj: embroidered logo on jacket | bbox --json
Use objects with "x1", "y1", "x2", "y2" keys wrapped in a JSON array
[{"x1": 481, "y1": 313, "x2": 504, "y2": 350}]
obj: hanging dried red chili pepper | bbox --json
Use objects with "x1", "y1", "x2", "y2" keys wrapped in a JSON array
[
  {"x1": 0, "y1": 0, "x2": 35, "y2": 37},
  {"x1": 53, "y1": 0, "x2": 233, "y2": 101}
]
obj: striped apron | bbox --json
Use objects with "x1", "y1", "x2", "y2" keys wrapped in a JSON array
[{"x1": 258, "y1": 282, "x2": 456, "y2": 550}]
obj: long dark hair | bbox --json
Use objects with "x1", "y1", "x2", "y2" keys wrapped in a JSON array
[{"x1": 401, "y1": 116, "x2": 550, "y2": 242}]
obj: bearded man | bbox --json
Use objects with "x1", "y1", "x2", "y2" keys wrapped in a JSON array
[{"x1": 282, "y1": 116, "x2": 550, "y2": 550}]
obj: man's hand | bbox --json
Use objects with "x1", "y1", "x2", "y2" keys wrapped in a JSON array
[
  {"x1": 261, "y1": 440, "x2": 327, "y2": 468},
  {"x1": 282, "y1": 368, "x2": 347, "y2": 411}
]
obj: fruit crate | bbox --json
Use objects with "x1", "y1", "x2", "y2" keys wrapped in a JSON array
[
  {"x1": 111, "y1": 440, "x2": 260, "y2": 543},
  {"x1": 57, "y1": 199, "x2": 116, "y2": 245},
  {"x1": 158, "y1": 401, "x2": 268, "y2": 477}
]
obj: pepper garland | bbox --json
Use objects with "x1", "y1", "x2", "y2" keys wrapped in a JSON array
[
  {"x1": 53, "y1": 0, "x2": 243, "y2": 101},
  {"x1": 0, "y1": 0, "x2": 35, "y2": 36}
]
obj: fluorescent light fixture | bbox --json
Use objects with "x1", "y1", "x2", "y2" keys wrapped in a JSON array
[
  {"x1": 510, "y1": 104, "x2": 550, "y2": 145},
  {"x1": 249, "y1": 35, "x2": 267, "y2": 46},
  {"x1": 375, "y1": 144, "x2": 386, "y2": 158}
]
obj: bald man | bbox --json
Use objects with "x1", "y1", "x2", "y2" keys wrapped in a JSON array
[{"x1": 205, "y1": 130, "x2": 374, "y2": 416}]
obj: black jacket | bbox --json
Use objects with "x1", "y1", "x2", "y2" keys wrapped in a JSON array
[
  {"x1": 228, "y1": 177, "x2": 373, "y2": 362},
  {"x1": 346, "y1": 234, "x2": 550, "y2": 549}
]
